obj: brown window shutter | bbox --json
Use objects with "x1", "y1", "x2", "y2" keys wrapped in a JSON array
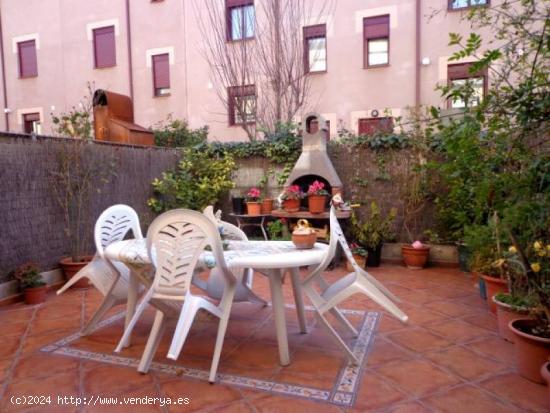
[
  {"x1": 358, "y1": 117, "x2": 393, "y2": 136},
  {"x1": 228, "y1": 87, "x2": 236, "y2": 125},
  {"x1": 226, "y1": 0, "x2": 253, "y2": 7},
  {"x1": 18, "y1": 40, "x2": 38, "y2": 78},
  {"x1": 303, "y1": 24, "x2": 326, "y2": 39},
  {"x1": 152, "y1": 54, "x2": 170, "y2": 93},
  {"x1": 364, "y1": 15, "x2": 389, "y2": 39},
  {"x1": 448, "y1": 62, "x2": 487, "y2": 80},
  {"x1": 93, "y1": 26, "x2": 116, "y2": 68}
]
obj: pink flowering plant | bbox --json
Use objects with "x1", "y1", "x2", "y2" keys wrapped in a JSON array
[
  {"x1": 245, "y1": 187, "x2": 262, "y2": 202},
  {"x1": 281, "y1": 185, "x2": 305, "y2": 201},
  {"x1": 307, "y1": 180, "x2": 329, "y2": 196},
  {"x1": 350, "y1": 242, "x2": 368, "y2": 257}
]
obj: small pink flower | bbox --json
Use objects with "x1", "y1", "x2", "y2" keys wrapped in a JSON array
[{"x1": 412, "y1": 240, "x2": 424, "y2": 249}]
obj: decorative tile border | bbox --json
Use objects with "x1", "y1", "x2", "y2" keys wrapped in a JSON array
[{"x1": 41, "y1": 307, "x2": 380, "y2": 407}]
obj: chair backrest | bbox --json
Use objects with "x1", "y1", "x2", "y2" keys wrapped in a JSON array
[
  {"x1": 94, "y1": 204, "x2": 143, "y2": 258},
  {"x1": 330, "y1": 209, "x2": 365, "y2": 274},
  {"x1": 203, "y1": 205, "x2": 248, "y2": 241},
  {"x1": 146, "y1": 209, "x2": 232, "y2": 297}
]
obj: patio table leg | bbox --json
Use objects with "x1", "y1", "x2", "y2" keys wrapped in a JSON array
[
  {"x1": 289, "y1": 268, "x2": 307, "y2": 334},
  {"x1": 268, "y1": 269, "x2": 290, "y2": 366},
  {"x1": 123, "y1": 270, "x2": 140, "y2": 348}
]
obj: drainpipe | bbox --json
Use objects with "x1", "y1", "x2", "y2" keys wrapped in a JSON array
[
  {"x1": 0, "y1": 5, "x2": 10, "y2": 131},
  {"x1": 125, "y1": 0, "x2": 134, "y2": 100},
  {"x1": 182, "y1": 0, "x2": 189, "y2": 120},
  {"x1": 414, "y1": 0, "x2": 421, "y2": 107}
]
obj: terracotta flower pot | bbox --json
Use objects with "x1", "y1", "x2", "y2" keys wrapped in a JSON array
[
  {"x1": 541, "y1": 362, "x2": 550, "y2": 406},
  {"x1": 283, "y1": 198, "x2": 300, "y2": 212},
  {"x1": 246, "y1": 202, "x2": 262, "y2": 216},
  {"x1": 59, "y1": 255, "x2": 93, "y2": 289},
  {"x1": 291, "y1": 232, "x2": 317, "y2": 249},
  {"x1": 261, "y1": 198, "x2": 274, "y2": 214},
  {"x1": 509, "y1": 318, "x2": 550, "y2": 383},
  {"x1": 401, "y1": 245, "x2": 430, "y2": 269},
  {"x1": 480, "y1": 274, "x2": 508, "y2": 314},
  {"x1": 24, "y1": 285, "x2": 48, "y2": 305},
  {"x1": 308, "y1": 195, "x2": 327, "y2": 214},
  {"x1": 493, "y1": 296, "x2": 530, "y2": 342},
  {"x1": 346, "y1": 254, "x2": 366, "y2": 272}
]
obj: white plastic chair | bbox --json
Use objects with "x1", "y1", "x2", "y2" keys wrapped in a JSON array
[
  {"x1": 114, "y1": 209, "x2": 238, "y2": 382},
  {"x1": 57, "y1": 204, "x2": 143, "y2": 335},
  {"x1": 302, "y1": 206, "x2": 408, "y2": 364},
  {"x1": 197, "y1": 206, "x2": 267, "y2": 305}
]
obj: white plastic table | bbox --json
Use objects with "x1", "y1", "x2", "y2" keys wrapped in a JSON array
[{"x1": 104, "y1": 239, "x2": 328, "y2": 366}]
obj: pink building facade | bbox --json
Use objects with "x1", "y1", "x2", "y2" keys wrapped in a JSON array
[{"x1": 0, "y1": 0, "x2": 493, "y2": 141}]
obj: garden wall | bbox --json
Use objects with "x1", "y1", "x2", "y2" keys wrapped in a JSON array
[
  {"x1": 0, "y1": 134, "x2": 179, "y2": 282},
  {"x1": 225, "y1": 145, "x2": 436, "y2": 242},
  {"x1": 0, "y1": 133, "x2": 437, "y2": 283}
]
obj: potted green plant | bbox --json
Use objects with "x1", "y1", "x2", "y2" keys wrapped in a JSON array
[
  {"x1": 491, "y1": 246, "x2": 533, "y2": 342},
  {"x1": 245, "y1": 187, "x2": 262, "y2": 215},
  {"x1": 307, "y1": 180, "x2": 329, "y2": 214},
  {"x1": 466, "y1": 218, "x2": 510, "y2": 314},
  {"x1": 507, "y1": 240, "x2": 550, "y2": 384},
  {"x1": 280, "y1": 185, "x2": 305, "y2": 212},
  {"x1": 402, "y1": 240, "x2": 431, "y2": 269},
  {"x1": 13, "y1": 263, "x2": 47, "y2": 305},
  {"x1": 347, "y1": 243, "x2": 368, "y2": 271},
  {"x1": 350, "y1": 201, "x2": 397, "y2": 267},
  {"x1": 258, "y1": 173, "x2": 274, "y2": 214}
]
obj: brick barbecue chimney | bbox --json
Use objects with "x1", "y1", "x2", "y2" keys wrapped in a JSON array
[{"x1": 285, "y1": 112, "x2": 343, "y2": 196}]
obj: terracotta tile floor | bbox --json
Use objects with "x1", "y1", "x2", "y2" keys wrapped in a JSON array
[{"x1": 0, "y1": 264, "x2": 548, "y2": 412}]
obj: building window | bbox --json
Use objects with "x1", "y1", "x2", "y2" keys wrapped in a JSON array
[
  {"x1": 358, "y1": 117, "x2": 393, "y2": 136},
  {"x1": 303, "y1": 24, "x2": 327, "y2": 73},
  {"x1": 18, "y1": 40, "x2": 38, "y2": 78},
  {"x1": 227, "y1": 0, "x2": 254, "y2": 41},
  {"x1": 23, "y1": 113, "x2": 41, "y2": 134},
  {"x1": 449, "y1": 0, "x2": 488, "y2": 10},
  {"x1": 93, "y1": 26, "x2": 116, "y2": 68},
  {"x1": 228, "y1": 85, "x2": 256, "y2": 125},
  {"x1": 363, "y1": 15, "x2": 390, "y2": 68},
  {"x1": 447, "y1": 63, "x2": 487, "y2": 109},
  {"x1": 152, "y1": 54, "x2": 170, "y2": 96}
]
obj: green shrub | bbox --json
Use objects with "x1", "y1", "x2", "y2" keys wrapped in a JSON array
[
  {"x1": 153, "y1": 117, "x2": 208, "y2": 148},
  {"x1": 148, "y1": 147, "x2": 236, "y2": 213}
]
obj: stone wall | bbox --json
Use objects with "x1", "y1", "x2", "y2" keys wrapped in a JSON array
[{"x1": 0, "y1": 134, "x2": 180, "y2": 282}]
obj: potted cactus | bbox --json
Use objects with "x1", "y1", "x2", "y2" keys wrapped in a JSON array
[{"x1": 14, "y1": 263, "x2": 47, "y2": 305}]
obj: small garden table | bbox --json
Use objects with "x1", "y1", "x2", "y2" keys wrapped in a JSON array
[
  {"x1": 229, "y1": 213, "x2": 270, "y2": 240},
  {"x1": 104, "y1": 239, "x2": 328, "y2": 366}
]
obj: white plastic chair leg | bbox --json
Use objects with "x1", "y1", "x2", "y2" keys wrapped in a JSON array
[
  {"x1": 56, "y1": 272, "x2": 87, "y2": 296},
  {"x1": 208, "y1": 285, "x2": 236, "y2": 383},
  {"x1": 357, "y1": 277, "x2": 408, "y2": 323},
  {"x1": 360, "y1": 269, "x2": 401, "y2": 303},
  {"x1": 166, "y1": 297, "x2": 202, "y2": 361},
  {"x1": 329, "y1": 307, "x2": 358, "y2": 337},
  {"x1": 115, "y1": 289, "x2": 153, "y2": 353},
  {"x1": 82, "y1": 295, "x2": 119, "y2": 335},
  {"x1": 138, "y1": 310, "x2": 167, "y2": 373},
  {"x1": 316, "y1": 311, "x2": 359, "y2": 365}
]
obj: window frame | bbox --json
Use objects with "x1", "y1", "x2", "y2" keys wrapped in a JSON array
[
  {"x1": 23, "y1": 112, "x2": 41, "y2": 134},
  {"x1": 93, "y1": 25, "x2": 116, "y2": 69},
  {"x1": 447, "y1": 62, "x2": 488, "y2": 109},
  {"x1": 303, "y1": 24, "x2": 327, "y2": 74},
  {"x1": 448, "y1": 0, "x2": 489, "y2": 11},
  {"x1": 17, "y1": 39, "x2": 38, "y2": 78},
  {"x1": 152, "y1": 53, "x2": 171, "y2": 97},
  {"x1": 357, "y1": 117, "x2": 394, "y2": 136},
  {"x1": 226, "y1": 0, "x2": 255, "y2": 42},
  {"x1": 228, "y1": 85, "x2": 256, "y2": 126},
  {"x1": 363, "y1": 15, "x2": 390, "y2": 69}
]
